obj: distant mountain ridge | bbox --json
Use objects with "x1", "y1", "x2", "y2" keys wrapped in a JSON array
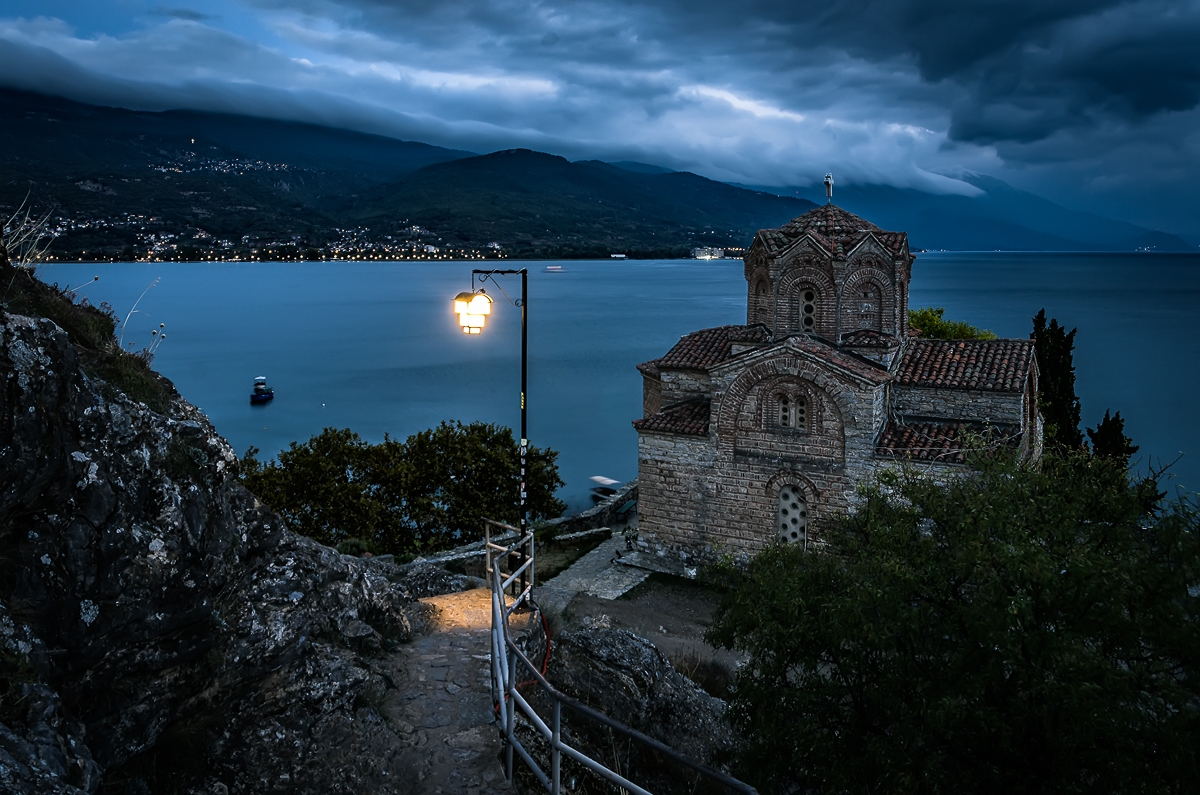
[
  {"x1": 2, "y1": 89, "x2": 1190, "y2": 259},
  {"x1": 353, "y1": 149, "x2": 814, "y2": 257},
  {"x1": 740, "y1": 174, "x2": 1195, "y2": 252},
  {"x1": 0, "y1": 90, "x2": 812, "y2": 259}
]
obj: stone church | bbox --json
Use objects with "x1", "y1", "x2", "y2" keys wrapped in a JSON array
[{"x1": 632, "y1": 200, "x2": 1042, "y2": 565}]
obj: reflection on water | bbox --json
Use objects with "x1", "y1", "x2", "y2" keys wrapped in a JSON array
[{"x1": 49, "y1": 253, "x2": 1200, "y2": 509}]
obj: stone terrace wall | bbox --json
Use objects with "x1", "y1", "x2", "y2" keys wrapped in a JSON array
[{"x1": 892, "y1": 385, "x2": 1026, "y2": 426}]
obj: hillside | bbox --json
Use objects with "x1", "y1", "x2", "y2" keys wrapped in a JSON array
[
  {"x1": 0, "y1": 90, "x2": 814, "y2": 260},
  {"x1": 355, "y1": 149, "x2": 816, "y2": 257}
]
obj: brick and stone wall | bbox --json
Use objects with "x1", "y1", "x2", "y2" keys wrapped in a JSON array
[
  {"x1": 891, "y1": 385, "x2": 1027, "y2": 426},
  {"x1": 635, "y1": 345, "x2": 889, "y2": 566}
]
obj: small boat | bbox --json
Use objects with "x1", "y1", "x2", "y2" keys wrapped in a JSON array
[
  {"x1": 544, "y1": 265, "x2": 566, "y2": 273},
  {"x1": 250, "y1": 376, "x2": 274, "y2": 405}
]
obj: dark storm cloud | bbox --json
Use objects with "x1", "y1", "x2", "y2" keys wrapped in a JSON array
[
  {"x1": 1, "y1": 0, "x2": 1198, "y2": 231},
  {"x1": 148, "y1": 8, "x2": 217, "y2": 22}
]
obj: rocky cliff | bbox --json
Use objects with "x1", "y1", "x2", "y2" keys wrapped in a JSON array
[{"x1": 0, "y1": 263, "x2": 423, "y2": 794}]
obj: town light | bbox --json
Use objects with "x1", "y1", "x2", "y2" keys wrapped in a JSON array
[{"x1": 453, "y1": 290, "x2": 492, "y2": 334}]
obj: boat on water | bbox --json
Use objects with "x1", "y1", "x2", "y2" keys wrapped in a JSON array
[
  {"x1": 544, "y1": 265, "x2": 566, "y2": 273},
  {"x1": 250, "y1": 376, "x2": 275, "y2": 405}
]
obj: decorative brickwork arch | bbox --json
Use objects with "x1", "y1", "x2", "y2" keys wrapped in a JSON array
[
  {"x1": 842, "y1": 265, "x2": 895, "y2": 336},
  {"x1": 746, "y1": 266, "x2": 773, "y2": 326},
  {"x1": 716, "y1": 354, "x2": 852, "y2": 461},
  {"x1": 777, "y1": 268, "x2": 836, "y2": 337},
  {"x1": 748, "y1": 374, "x2": 834, "y2": 435}
]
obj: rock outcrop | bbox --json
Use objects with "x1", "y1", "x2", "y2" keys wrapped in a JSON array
[
  {"x1": 514, "y1": 626, "x2": 733, "y2": 794},
  {"x1": 0, "y1": 308, "x2": 421, "y2": 793}
]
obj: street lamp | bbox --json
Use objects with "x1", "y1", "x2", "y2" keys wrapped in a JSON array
[
  {"x1": 453, "y1": 269, "x2": 530, "y2": 594},
  {"x1": 453, "y1": 290, "x2": 492, "y2": 334}
]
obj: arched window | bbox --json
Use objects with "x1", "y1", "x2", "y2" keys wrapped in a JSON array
[
  {"x1": 800, "y1": 289, "x2": 817, "y2": 332},
  {"x1": 777, "y1": 485, "x2": 808, "y2": 544},
  {"x1": 854, "y1": 284, "x2": 882, "y2": 331},
  {"x1": 751, "y1": 278, "x2": 771, "y2": 324},
  {"x1": 775, "y1": 393, "x2": 807, "y2": 429}
]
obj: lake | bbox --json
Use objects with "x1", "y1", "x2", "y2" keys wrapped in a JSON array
[{"x1": 46, "y1": 253, "x2": 1200, "y2": 509}]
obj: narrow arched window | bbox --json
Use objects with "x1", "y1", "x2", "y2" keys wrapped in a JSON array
[
  {"x1": 777, "y1": 486, "x2": 808, "y2": 544},
  {"x1": 775, "y1": 393, "x2": 808, "y2": 429},
  {"x1": 800, "y1": 289, "x2": 817, "y2": 332}
]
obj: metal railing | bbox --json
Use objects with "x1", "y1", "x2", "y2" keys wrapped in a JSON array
[{"x1": 484, "y1": 518, "x2": 758, "y2": 795}]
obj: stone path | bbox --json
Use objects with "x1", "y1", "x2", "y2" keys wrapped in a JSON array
[
  {"x1": 379, "y1": 531, "x2": 651, "y2": 792},
  {"x1": 383, "y1": 588, "x2": 532, "y2": 794},
  {"x1": 533, "y1": 529, "x2": 651, "y2": 616}
]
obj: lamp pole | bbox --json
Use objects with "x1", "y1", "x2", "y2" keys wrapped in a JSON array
[{"x1": 455, "y1": 268, "x2": 529, "y2": 594}]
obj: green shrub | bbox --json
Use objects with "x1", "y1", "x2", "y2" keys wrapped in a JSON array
[
  {"x1": 908, "y1": 306, "x2": 996, "y2": 339},
  {"x1": 710, "y1": 453, "x2": 1200, "y2": 794}
]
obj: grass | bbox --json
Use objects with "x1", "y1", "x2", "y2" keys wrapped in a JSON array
[
  {"x1": 0, "y1": 258, "x2": 177, "y2": 413},
  {"x1": 668, "y1": 649, "x2": 734, "y2": 699},
  {"x1": 535, "y1": 533, "x2": 608, "y2": 582}
]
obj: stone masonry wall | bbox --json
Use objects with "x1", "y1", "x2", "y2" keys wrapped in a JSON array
[
  {"x1": 892, "y1": 385, "x2": 1026, "y2": 427},
  {"x1": 658, "y1": 369, "x2": 711, "y2": 405},
  {"x1": 636, "y1": 346, "x2": 890, "y2": 566},
  {"x1": 642, "y1": 374, "x2": 661, "y2": 416}
]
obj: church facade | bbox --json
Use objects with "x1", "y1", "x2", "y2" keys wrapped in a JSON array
[{"x1": 632, "y1": 203, "x2": 1042, "y2": 564}]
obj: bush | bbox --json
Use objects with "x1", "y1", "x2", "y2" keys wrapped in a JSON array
[
  {"x1": 709, "y1": 454, "x2": 1200, "y2": 794},
  {"x1": 908, "y1": 306, "x2": 996, "y2": 339},
  {"x1": 241, "y1": 421, "x2": 566, "y2": 554}
]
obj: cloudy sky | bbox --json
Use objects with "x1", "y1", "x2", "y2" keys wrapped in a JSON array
[{"x1": 2, "y1": 0, "x2": 1199, "y2": 233}]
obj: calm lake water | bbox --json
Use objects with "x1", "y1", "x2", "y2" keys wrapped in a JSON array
[{"x1": 48, "y1": 253, "x2": 1199, "y2": 509}]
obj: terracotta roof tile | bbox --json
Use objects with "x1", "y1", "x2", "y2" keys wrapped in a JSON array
[
  {"x1": 895, "y1": 339, "x2": 1034, "y2": 392},
  {"x1": 632, "y1": 399, "x2": 710, "y2": 436},
  {"x1": 636, "y1": 359, "x2": 661, "y2": 377},
  {"x1": 771, "y1": 335, "x2": 891, "y2": 383},
  {"x1": 875, "y1": 420, "x2": 972, "y2": 464},
  {"x1": 875, "y1": 420, "x2": 1021, "y2": 464},
  {"x1": 755, "y1": 204, "x2": 908, "y2": 259},
  {"x1": 655, "y1": 325, "x2": 770, "y2": 371}
]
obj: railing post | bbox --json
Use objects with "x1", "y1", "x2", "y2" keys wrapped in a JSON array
[
  {"x1": 505, "y1": 644, "x2": 516, "y2": 783},
  {"x1": 552, "y1": 699, "x2": 562, "y2": 795}
]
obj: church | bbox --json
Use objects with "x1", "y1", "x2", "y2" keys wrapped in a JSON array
[{"x1": 631, "y1": 186, "x2": 1042, "y2": 565}]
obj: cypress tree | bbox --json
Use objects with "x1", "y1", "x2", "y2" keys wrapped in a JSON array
[
  {"x1": 1088, "y1": 409, "x2": 1138, "y2": 468},
  {"x1": 1032, "y1": 309, "x2": 1083, "y2": 448}
]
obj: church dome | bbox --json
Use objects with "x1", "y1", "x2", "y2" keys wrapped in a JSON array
[{"x1": 756, "y1": 204, "x2": 908, "y2": 259}]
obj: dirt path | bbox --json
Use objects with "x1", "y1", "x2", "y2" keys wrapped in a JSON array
[{"x1": 382, "y1": 588, "x2": 531, "y2": 794}]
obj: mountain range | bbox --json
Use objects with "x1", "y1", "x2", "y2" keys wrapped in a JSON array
[
  {"x1": 0, "y1": 89, "x2": 811, "y2": 259},
  {"x1": 1, "y1": 89, "x2": 1193, "y2": 259}
]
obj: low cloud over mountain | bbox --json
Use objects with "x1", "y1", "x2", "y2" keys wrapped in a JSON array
[{"x1": 1, "y1": 1, "x2": 1197, "y2": 235}]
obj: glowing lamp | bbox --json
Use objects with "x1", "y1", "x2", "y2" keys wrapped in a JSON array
[{"x1": 453, "y1": 290, "x2": 492, "y2": 334}]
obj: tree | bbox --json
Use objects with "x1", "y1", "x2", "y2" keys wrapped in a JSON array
[
  {"x1": 241, "y1": 428, "x2": 383, "y2": 547},
  {"x1": 1032, "y1": 309, "x2": 1083, "y2": 448},
  {"x1": 1088, "y1": 409, "x2": 1138, "y2": 467},
  {"x1": 240, "y1": 422, "x2": 566, "y2": 553},
  {"x1": 908, "y1": 306, "x2": 996, "y2": 340},
  {"x1": 709, "y1": 455, "x2": 1200, "y2": 794}
]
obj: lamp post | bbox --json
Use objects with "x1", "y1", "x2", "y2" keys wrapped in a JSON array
[{"x1": 454, "y1": 269, "x2": 530, "y2": 595}]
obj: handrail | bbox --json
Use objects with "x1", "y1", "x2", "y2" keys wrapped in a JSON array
[
  {"x1": 483, "y1": 516, "x2": 758, "y2": 795},
  {"x1": 505, "y1": 636, "x2": 758, "y2": 795}
]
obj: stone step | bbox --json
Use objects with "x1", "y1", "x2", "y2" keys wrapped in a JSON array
[{"x1": 584, "y1": 565, "x2": 651, "y2": 600}]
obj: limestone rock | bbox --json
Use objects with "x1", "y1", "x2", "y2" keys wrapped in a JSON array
[
  {"x1": 513, "y1": 626, "x2": 733, "y2": 793},
  {"x1": 0, "y1": 309, "x2": 420, "y2": 793}
]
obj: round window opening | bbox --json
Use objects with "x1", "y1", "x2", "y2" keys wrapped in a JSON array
[{"x1": 776, "y1": 486, "x2": 808, "y2": 544}]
